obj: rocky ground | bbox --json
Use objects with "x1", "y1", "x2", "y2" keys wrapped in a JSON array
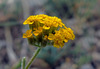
[
  {"x1": 0, "y1": 0, "x2": 100, "y2": 69},
  {"x1": 0, "y1": 15, "x2": 100, "y2": 69}
]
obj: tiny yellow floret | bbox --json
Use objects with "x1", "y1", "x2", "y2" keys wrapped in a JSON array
[{"x1": 23, "y1": 30, "x2": 33, "y2": 38}]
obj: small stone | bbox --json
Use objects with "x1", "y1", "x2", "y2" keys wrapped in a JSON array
[
  {"x1": 88, "y1": 28, "x2": 95, "y2": 36},
  {"x1": 31, "y1": 58, "x2": 51, "y2": 69},
  {"x1": 80, "y1": 64, "x2": 94, "y2": 69},
  {"x1": 92, "y1": 52, "x2": 100, "y2": 61},
  {"x1": 95, "y1": 30, "x2": 100, "y2": 38},
  {"x1": 0, "y1": 40, "x2": 6, "y2": 48},
  {"x1": 60, "y1": 62, "x2": 76, "y2": 69},
  {"x1": 97, "y1": 40, "x2": 100, "y2": 47},
  {"x1": 76, "y1": 37, "x2": 98, "y2": 51}
]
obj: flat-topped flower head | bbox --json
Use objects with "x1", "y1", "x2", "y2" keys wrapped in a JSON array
[{"x1": 23, "y1": 14, "x2": 75, "y2": 48}]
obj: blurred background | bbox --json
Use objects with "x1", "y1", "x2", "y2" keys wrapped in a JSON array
[{"x1": 0, "y1": 0, "x2": 100, "y2": 69}]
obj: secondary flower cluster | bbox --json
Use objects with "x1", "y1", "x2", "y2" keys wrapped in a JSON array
[{"x1": 23, "y1": 14, "x2": 75, "y2": 48}]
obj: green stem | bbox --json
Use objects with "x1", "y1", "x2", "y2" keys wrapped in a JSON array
[
  {"x1": 21, "y1": 57, "x2": 26, "y2": 69},
  {"x1": 34, "y1": 44, "x2": 41, "y2": 47},
  {"x1": 25, "y1": 47, "x2": 41, "y2": 69}
]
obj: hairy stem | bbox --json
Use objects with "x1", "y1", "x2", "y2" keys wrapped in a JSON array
[
  {"x1": 21, "y1": 57, "x2": 26, "y2": 69},
  {"x1": 25, "y1": 47, "x2": 41, "y2": 69}
]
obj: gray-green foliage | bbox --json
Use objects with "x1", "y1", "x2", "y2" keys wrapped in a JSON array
[
  {"x1": 44, "y1": 0, "x2": 97, "y2": 18},
  {"x1": 14, "y1": 0, "x2": 23, "y2": 16},
  {"x1": 37, "y1": 42, "x2": 92, "y2": 66},
  {"x1": 37, "y1": 46, "x2": 58, "y2": 65},
  {"x1": 77, "y1": 55, "x2": 92, "y2": 66},
  {"x1": 0, "y1": 0, "x2": 22, "y2": 18},
  {"x1": 0, "y1": 0, "x2": 7, "y2": 13}
]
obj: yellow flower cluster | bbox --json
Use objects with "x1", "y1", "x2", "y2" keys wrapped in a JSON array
[
  {"x1": 48, "y1": 27, "x2": 75, "y2": 48},
  {"x1": 23, "y1": 14, "x2": 75, "y2": 48}
]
